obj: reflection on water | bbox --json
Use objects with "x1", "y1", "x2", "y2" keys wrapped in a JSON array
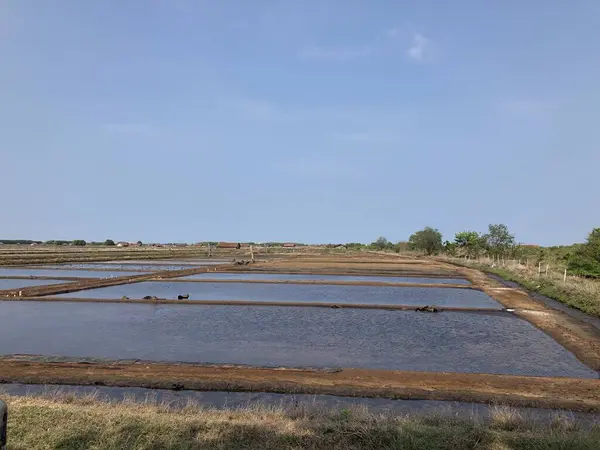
[
  {"x1": 0, "y1": 302, "x2": 595, "y2": 378},
  {"x1": 55, "y1": 282, "x2": 501, "y2": 309},
  {"x1": 180, "y1": 272, "x2": 471, "y2": 285},
  {"x1": 0, "y1": 268, "x2": 143, "y2": 278},
  {"x1": 38, "y1": 263, "x2": 219, "y2": 271},
  {"x1": 0, "y1": 279, "x2": 69, "y2": 290}
]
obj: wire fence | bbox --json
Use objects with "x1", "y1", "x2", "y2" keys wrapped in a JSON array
[{"x1": 450, "y1": 256, "x2": 600, "y2": 299}]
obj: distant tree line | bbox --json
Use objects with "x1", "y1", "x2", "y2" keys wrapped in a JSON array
[
  {"x1": 366, "y1": 224, "x2": 518, "y2": 258},
  {"x1": 1, "y1": 239, "x2": 122, "y2": 247},
  {"x1": 370, "y1": 223, "x2": 600, "y2": 278}
]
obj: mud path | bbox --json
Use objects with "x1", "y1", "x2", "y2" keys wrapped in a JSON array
[{"x1": 1, "y1": 357, "x2": 599, "y2": 412}]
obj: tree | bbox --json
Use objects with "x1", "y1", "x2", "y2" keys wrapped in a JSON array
[
  {"x1": 136, "y1": 240, "x2": 143, "y2": 246},
  {"x1": 345, "y1": 243, "x2": 365, "y2": 250},
  {"x1": 104, "y1": 239, "x2": 115, "y2": 246},
  {"x1": 408, "y1": 227, "x2": 443, "y2": 255},
  {"x1": 483, "y1": 224, "x2": 515, "y2": 258},
  {"x1": 568, "y1": 228, "x2": 600, "y2": 277},
  {"x1": 443, "y1": 240, "x2": 457, "y2": 256},
  {"x1": 72, "y1": 240, "x2": 86, "y2": 246},
  {"x1": 394, "y1": 241, "x2": 409, "y2": 253},
  {"x1": 371, "y1": 236, "x2": 392, "y2": 250},
  {"x1": 454, "y1": 231, "x2": 484, "y2": 258}
]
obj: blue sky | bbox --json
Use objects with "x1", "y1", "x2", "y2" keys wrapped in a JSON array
[{"x1": 1, "y1": 0, "x2": 599, "y2": 245}]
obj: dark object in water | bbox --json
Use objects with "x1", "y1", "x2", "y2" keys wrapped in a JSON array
[
  {"x1": 233, "y1": 259, "x2": 251, "y2": 266},
  {"x1": 330, "y1": 304, "x2": 341, "y2": 309},
  {"x1": 415, "y1": 305, "x2": 439, "y2": 313},
  {"x1": 171, "y1": 383, "x2": 184, "y2": 391},
  {"x1": 143, "y1": 295, "x2": 160, "y2": 300},
  {"x1": 178, "y1": 294, "x2": 190, "y2": 300}
]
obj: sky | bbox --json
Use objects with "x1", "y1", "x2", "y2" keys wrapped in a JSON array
[{"x1": 1, "y1": 0, "x2": 599, "y2": 245}]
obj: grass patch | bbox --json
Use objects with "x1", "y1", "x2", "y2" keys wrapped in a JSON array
[
  {"x1": 2, "y1": 393, "x2": 599, "y2": 449},
  {"x1": 447, "y1": 258, "x2": 600, "y2": 318}
]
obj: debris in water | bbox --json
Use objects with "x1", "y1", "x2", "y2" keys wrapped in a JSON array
[
  {"x1": 415, "y1": 305, "x2": 439, "y2": 313},
  {"x1": 177, "y1": 294, "x2": 190, "y2": 300}
]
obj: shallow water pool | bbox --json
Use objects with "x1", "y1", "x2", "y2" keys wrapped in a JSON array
[
  {"x1": 54, "y1": 281, "x2": 500, "y2": 309},
  {"x1": 0, "y1": 302, "x2": 594, "y2": 377}
]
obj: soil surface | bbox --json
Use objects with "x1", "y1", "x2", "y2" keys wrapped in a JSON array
[{"x1": 1, "y1": 357, "x2": 599, "y2": 412}]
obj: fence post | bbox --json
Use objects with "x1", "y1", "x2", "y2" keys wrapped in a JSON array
[
  {"x1": 538, "y1": 262, "x2": 541, "y2": 276},
  {"x1": 564, "y1": 268, "x2": 567, "y2": 283},
  {"x1": 545, "y1": 264, "x2": 549, "y2": 276},
  {"x1": 0, "y1": 399, "x2": 7, "y2": 450}
]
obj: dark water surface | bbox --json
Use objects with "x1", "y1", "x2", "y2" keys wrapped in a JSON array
[
  {"x1": 0, "y1": 302, "x2": 595, "y2": 377},
  {"x1": 0, "y1": 268, "x2": 143, "y2": 278},
  {"x1": 54, "y1": 282, "x2": 501, "y2": 309},
  {"x1": 0, "y1": 279, "x2": 69, "y2": 290},
  {"x1": 180, "y1": 272, "x2": 471, "y2": 285},
  {"x1": 2, "y1": 383, "x2": 598, "y2": 425}
]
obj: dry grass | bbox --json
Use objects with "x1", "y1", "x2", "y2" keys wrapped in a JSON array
[
  {"x1": 2, "y1": 393, "x2": 599, "y2": 449},
  {"x1": 447, "y1": 257, "x2": 600, "y2": 317}
]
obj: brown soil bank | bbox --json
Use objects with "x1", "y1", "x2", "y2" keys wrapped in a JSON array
[
  {"x1": 1, "y1": 358, "x2": 599, "y2": 412},
  {"x1": 0, "y1": 264, "x2": 229, "y2": 298}
]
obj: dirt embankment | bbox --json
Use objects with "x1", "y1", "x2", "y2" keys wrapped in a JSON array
[
  {"x1": 0, "y1": 264, "x2": 230, "y2": 298},
  {"x1": 1, "y1": 357, "x2": 599, "y2": 412}
]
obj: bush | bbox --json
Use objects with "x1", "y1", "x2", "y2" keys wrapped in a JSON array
[
  {"x1": 568, "y1": 228, "x2": 600, "y2": 277},
  {"x1": 408, "y1": 227, "x2": 443, "y2": 255}
]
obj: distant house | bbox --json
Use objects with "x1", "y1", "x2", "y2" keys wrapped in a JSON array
[
  {"x1": 217, "y1": 242, "x2": 241, "y2": 249},
  {"x1": 116, "y1": 242, "x2": 129, "y2": 248}
]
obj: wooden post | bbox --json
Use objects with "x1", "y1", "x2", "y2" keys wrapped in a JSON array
[
  {"x1": 538, "y1": 262, "x2": 541, "y2": 276},
  {"x1": 207, "y1": 243, "x2": 212, "y2": 258},
  {"x1": 250, "y1": 245, "x2": 255, "y2": 263},
  {"x1": 564, "y1": 268, "x2": 567, "y2": 283},
  {"x1": 545, "y1": 264, "x2": 549, "y2": 276},
  {"x1": 0, "y1": 399, "x2": 7, "y2": 450}
]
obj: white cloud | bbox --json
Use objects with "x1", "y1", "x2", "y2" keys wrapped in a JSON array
[
  {"x1": 298, "y1": 45, "x2": 373, "y2": 62},
  {"x1": 407, "y1": 33, "x2": 430, "y2": 62}
]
